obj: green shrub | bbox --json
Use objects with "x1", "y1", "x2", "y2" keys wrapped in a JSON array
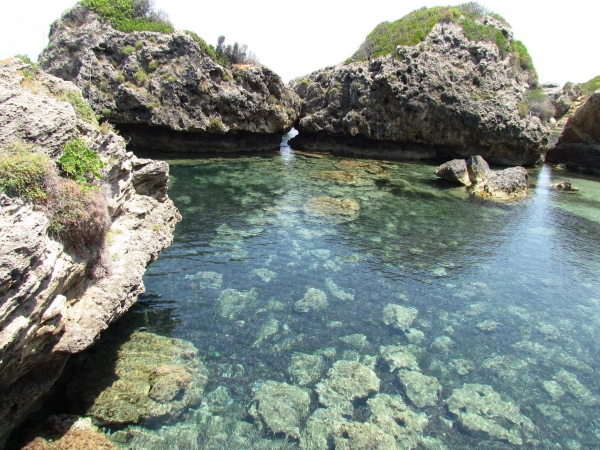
[
  {"x1": 148, "y1": 60, "x2": 158, "y2": 71},
  {"x1": 122, "y1": 45, "x2": 135, "y2": 56},
  {"x1": 580, "y1": 75, "x2": 600, "y2": 96},
  {"x1": 222, "y1": 74, "x2": 230, "y2": 82},
  {"x1": 46, "y1": 177, "x2": 110, "y2": 257},
  {"x1": 0, "y1": 142, "x2": 54, "y2": 203},
  {"x1": 166, "y1": 74, "x2": 176, "y2": 83},
  {"x1": 300, "y1": 79, "x2": 310, "y2": 87},
  {"x1": 115, "y1": 71, "x2": 126, "y2": 83},
  {"x1": 60, "y1": 91, "x2": 98, "y2": 125},
  {"x1": 235, "y1": 75, "x2": 243, "y2": 83},
  {"x1": 517, "y1": 102, "x2": 529, "y2": 118},
  {"x1": 81, "y1": 0, "x2": 174, "y2": 34},
  {"x1": 135, "y1": 68, "x2": 148, "y2": 85},
  {"x1": 184, "y1": 30, "x2": 218, "y2": 60},
  {"x1": 209, "y1": 117, "x2": 225, "y2": 132},
  {"x1": 58, "y1": 138, "x2": 105, "y2": 186},
  {"x1": 511, "y1": 40, "x2": 537, "y2": 82},
  {"x1": 102, "y1": 107, "x2": 112, "y2": 116},
  {"x1": 135, "y1": 40, "x2": 144, "y2": 49}
]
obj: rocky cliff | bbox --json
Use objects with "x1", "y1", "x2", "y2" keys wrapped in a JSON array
[
  {"x1": 0, "y1": 58, "x2": 181, "y2": 445},
  {"x1": 39, "y1": 4, "x2": 300, "y2": 153},
  {"x1": 289, "y1": 17, "x2": 547, "y2": 165},
  {"x1": 546, "y1": 91, "x2": 600, "y2": 174}
]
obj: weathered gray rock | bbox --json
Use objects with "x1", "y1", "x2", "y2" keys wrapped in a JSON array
[
  {"x1": 434, "y1": 159, "x2": 471, "y2": 186},
  {"x1": 290, "y1": 21, "x2": 547, "y2": 165},
  {"x1": 446, "y1": 383, "x2": 534, "y2": 445},
  {"x1": 542, "y1": 82, "x2": 581, "y2": 119},
  {"x1": 474, "y1": 166, "x2": 529, "y2": 199},
  {"x1": 548, "y1": 91, "x2": 600, "y2": 174},
  {"x1": 467, "y1": 155, "x2": 493, "y2": 184},
  {"x1": 249, "y1": 381, "x2": 310, "y2": 440},
  {"x1": 0, "y1": 58, "x2": 180, "y2": 444},
  {"x1": 40, "y1": 4, "x2": 300, "y2": 153}
]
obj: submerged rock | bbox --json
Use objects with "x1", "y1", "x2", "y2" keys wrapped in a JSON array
[
  {"x1": 434, "y1": 159, "x2": 471, "y2": 186},
  {"x1": 554, "y1": 370, "x2": 597, "y2": 405},
  {"x1": 218, "y1": 288, "x2": 258, "y2": 319},
  {"x1": 368, "y1": 394, "x2": 428, "y2": 448},
  {"x1": 446, "y1": 383, "x2": 534, "y2": 445},
  {"x1": 253, "y1": 318, "x2": 279, "y2": 347},
  {"x1": 288, "y1": 353, "x2": 325, "y2": 386},
  {"x1": 65, "y1": 332, "x2": 208, "y2": 426},
  {"x1": 185, "y1": 271, "x2": 222, "y2": 289},
  {"x1": 249, "y1": 381, "x2": 310, "y2": 440},
  {"x1": 311, "y1": 170, "x2": 370, "y2": 186},
  {"x1": 316, "y1": 361, "x2": 380, "y2": 415},
  {"x1": 294, "y1": 288, "x2": 328, "y2": 313},
  {"x1": 326, "y1": 278, "x2": 355, "y2": 301},
  {"x1": 303, "y1": 197, "x2": 360, "y2": 221},
  {"x1": 382, "y1": 303, "x2": 418, "y2": 331},
  {"x1": 542, "y1": 380, "x2": 565, "y2": 401},
  {"x1": 340, "y1": 334, "x2": 369, "y2": 349},
  {"x1": 397, "y1": 370, "x2": 442, "y2": 408},
  {"x1": 251, "y1": 268, "x2": 277, "y2": 282},
  {"x1": 554, "y1": 179, "x2": 579, "y2": 191},
  {"x1": 379, "y1": 345, "x2": 420, "y2": 372}
]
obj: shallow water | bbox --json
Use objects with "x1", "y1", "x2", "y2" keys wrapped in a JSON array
[{"x1": 42, "y1": 147, "x2": 600, "y2": 448}]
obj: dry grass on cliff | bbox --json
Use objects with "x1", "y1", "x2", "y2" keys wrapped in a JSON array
[{"x1": 0, "y1": 141, "x2": 109, "y2": 257}]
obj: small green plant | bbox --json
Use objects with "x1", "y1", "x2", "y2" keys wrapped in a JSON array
[
  {"x1": 147, "y1": 102, "x2": 155, "y2": 109},
  {"x1": 183, "y1": 30, "x2": 218, "y2": 60},
  {"x1": 300, "y1": 79, "x2": 310, "y2": 87},
  {"x1": 344, "y1": 58, "x2": 352, "y2": 64},
  {"x1": 148, "y1": 60, "x2": 158, "y2": 71},
  {"x1": 222, "y1": 74, "x2": 230, "y2": 82},
  {"x1": 115, "y1": 71, "x2": 126, "y2": 83},
  {"x1": 102, "y1": 107, "x2": 112, "y2": 117},
  {"x1": 235, "y1": 75, "x2": 243, "y2": 83},
  {"x1": 152, "y1": 223, "x2": 163, "y2": 232},
  {"x1": 122, "y1": 45, "x2": 135, "y2": 56},
  {"x1": 580, "y1": 75, "x2": 600, "y2": 96},
  {"x1": 0, "y1": 142, "x2": 53, "y2": 203},
  {"x1": 135, "y1": 68, "x2": 148, "y2": 85},
  {"x1": 167, "y1": 74, "x2": 176, "y2": 83},
  {"x1": 15, "y1": 54, "x2": 40, "y2": 82},
  {"x1": 60, "y1": 91, "x2": 98, "y2": 125},
  {"x1": 58, "y1": 138, "x2": 105, "y2": 186},
  {"x1": 517, "y1": 102, "x2": 528, "y2": 118},
  {"x1": 135, "y1": 40, "x2": 144, "y2": 49},
  {"x1": 209, "y1": 117, "x2": 225, "y2": 131},
  {"x1": 267, "y1": 94, "x2": 278, "y2": 104},
  {"x1": 81, "y1": 0, "x2": 174, "y2": 34}
]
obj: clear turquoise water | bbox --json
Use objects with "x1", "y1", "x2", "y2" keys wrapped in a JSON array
[{"x1": 78, "y1": 147, "x2": 600, "y2": 448}]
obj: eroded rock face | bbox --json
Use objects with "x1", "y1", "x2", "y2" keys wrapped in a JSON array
[
  {"x1": 39, "y1": 5, "x2": 300, "y2": 153},
  {"x1": 548, "y1": 91, "x2": 600, "y2": 174},
  {"x1": 0, "y1": 58, "x2": 180, "y2": 444},
  {"x1": 434, "y1": 159, "x2": 471, "y2": 186},
  {"x1": 290, "y1": 22, "x2": 547, "y2": 165}
]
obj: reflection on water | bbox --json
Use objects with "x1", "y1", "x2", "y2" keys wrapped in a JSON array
[{"x1": 46, "y1": 150, "x2": 600, "y2": 448}]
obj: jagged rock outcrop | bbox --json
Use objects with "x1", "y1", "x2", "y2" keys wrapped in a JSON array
[
  {"x1": 39, "y1": 4, "x2": 300, "y2": 153},
  {"x1": 542, "y1": 82, "x2": 581, "y2": 120},
  {"x1": 435, "y1": 155, "x2": 528, "y2": 199},
  {"x1": 547, "y1": 91, "x2": 600, "y2": 174},
  {"x1": 290, "y1": 21, "x2": 547, "y2": 165},
  {"x1": 0, "y1": 58, "x2": 181, "y2": 445}
]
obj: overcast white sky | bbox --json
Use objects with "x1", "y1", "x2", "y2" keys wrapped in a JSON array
[{"x1": 1, "y1": 0, "x2": 599, "y2": 85}]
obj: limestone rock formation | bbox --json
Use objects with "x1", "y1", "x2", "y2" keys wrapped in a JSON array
[
  {"x1": 0, "y1": 58, "x2": 180, "y2": 444},
  {"x1": 39, "y1": 4, "x2": 300, "y2": 153},
  {"x1": 435, "y1": 155, "x2": 529, "y2": 199},
  {"x1": 547, "y1": 91, "x2": 600, "y2": 174},
  {"x1": 290, "y1": 20, "x2": 547, "y2": 165},
  {"x1": 542, "y1": 82, "x2": 581, "y2": 119},
  {"x1": 382, "y1": 303, "x2": 418, "y2": 331}
]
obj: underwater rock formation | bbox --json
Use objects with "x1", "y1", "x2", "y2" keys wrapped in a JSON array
[
  {"x1": 0, "y1": 58, "x2": 180, "y2": 444},
  {"x1": 382, "y1": 303, "x2": 418, "y2": 331},
  {"x1": 290, "y1": 20, "x2": 547, "y2": 165},
  {"x1": 397, "y1": 370, "x2": 442, "y2": 408},
  {"x1": 249, "y1": 381, "x2": 310, "y2": 440},
  {"x1": 446, "y1": 383, "x2": 534, "y2": 445},
  {"x1": 316, "y1": 360, "x2": 380, "y2": 415},
  {"x1": 294, "y1": 288, "x2": 329, "y2": 313},
  {"x1": 64, "y1": 332, "x2": 209, "y2": 425},
  {"x1": 547, "y1": 91, "x2": 600, "y2": 174},
  {"x1": 39, "y1": 4, "x2": 300, "y2": 153},
  {"x1": 303, "y1": 196, "x2": 360, "y2": 221}
]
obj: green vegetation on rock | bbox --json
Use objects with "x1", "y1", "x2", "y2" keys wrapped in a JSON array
[
  {"x1": 580, "y1": 75, "x2": 600, "y2": 96},
  {"x1": 81, "y1": 0, "x2": 174, "y2": 33},
  {"x1": 352, "y1": 2, "x2": 537, "y2": 83},
  {"x1": 183, "y1": 30, "x2": 218, "y2": 60},
  {"x1": 58, "y1": 138, "x2": 105, "y2": 186},
  {"x1": 0, "y1": 141, "x2": 53, "y2": 203},
  {"x1": 60, "y1": 90, "x2": 99, "y2": 126}
]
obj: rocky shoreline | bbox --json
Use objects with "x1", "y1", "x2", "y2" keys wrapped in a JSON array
[{"x1": 0, "y1": 58, "x2": 180, "y2": 445}]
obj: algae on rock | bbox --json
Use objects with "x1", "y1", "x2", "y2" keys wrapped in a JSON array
[
  {"x1": 288, "y1": 353, "x2": 325, "y2": 386},
  {"x1": 249, "y1": 380, "x2": 310, "y2": 440},
  {"x1": 397, "y1": 370, "x2": 442, "y2": 408},
  {"x1": 382, "y1": 303, "x2": 418, "y2": 330},
  {"x1": 316, "y1": 360, "x2": 380, "y2": 415}
]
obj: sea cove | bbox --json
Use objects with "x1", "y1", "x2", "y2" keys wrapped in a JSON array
[{"x1": 24, "y1": 143, "x2": 600, "y2": 449}]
